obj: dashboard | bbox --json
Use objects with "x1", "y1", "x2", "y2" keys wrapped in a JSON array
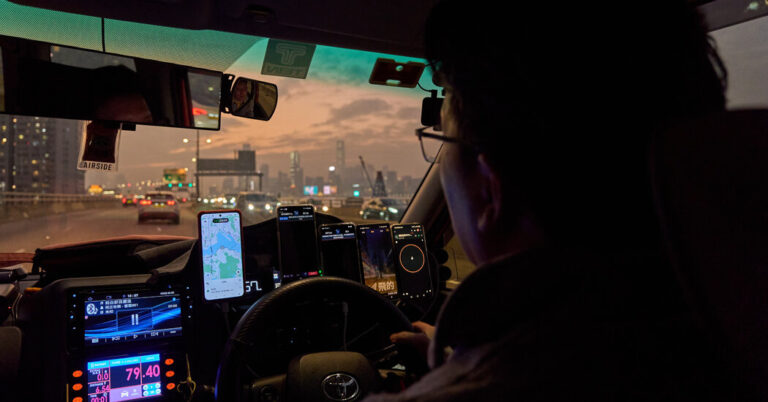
[
  {"x1": 7, "y1": 212, "x2": 442, "y2": 402},
  {"x1": 17, "y1": 276, "x2": 194, "y2": 402}
]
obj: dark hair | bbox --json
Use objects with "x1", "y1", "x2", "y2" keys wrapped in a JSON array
[{"x1": 425, "y1": 0, "x2": 727, "y2": 250}]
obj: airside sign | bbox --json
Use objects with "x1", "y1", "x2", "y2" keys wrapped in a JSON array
[{"x1": 261, "y1": 39, "x2": 316, "y2": 79}]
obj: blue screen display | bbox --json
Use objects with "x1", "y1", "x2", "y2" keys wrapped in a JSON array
[{"x1": 83, "y1": 290, "x2": 182, "y2": 347}]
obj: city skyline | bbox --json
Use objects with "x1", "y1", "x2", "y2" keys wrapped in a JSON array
[
  {"x1": 85, "y1": 119, "x2": 431, "y2": 193},
  {"x1": 84, "y1": 39, "x2": 434, "y2": 192}
]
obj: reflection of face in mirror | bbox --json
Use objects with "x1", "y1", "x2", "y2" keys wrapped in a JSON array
[
  {"x1": 232, "y1": 79, "x2": 259, "y2": 118},
  {"x1": 231, "y1": 78, "x2": 273, "y2": 120}
]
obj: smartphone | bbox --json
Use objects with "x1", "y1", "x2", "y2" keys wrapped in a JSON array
[
  {"x1": 198, "y1": 210, "x2": 245, "y2": 301},
  {"x1": 392, "y1": 223, "x2": 433, "y2": 300},
  {"x1": 357, "y1": 223, "x2": 397, "y2": 297},
  {"x1": 277, "y1": 205, "x2": 320, "y2": 283},
  {"x1": 319, "y1": 223, "x2": 361, "y2": 282}
]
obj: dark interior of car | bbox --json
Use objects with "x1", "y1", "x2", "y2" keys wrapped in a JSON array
[{"x1": 1, "y1": 0, "x2": 768, "y2": 401}]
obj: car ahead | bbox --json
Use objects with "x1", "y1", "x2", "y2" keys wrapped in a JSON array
[
  {"x1": 236, "y1": 192, "x2": 278, "y2": 225},
  {"x1": 224, "y1": 193, "x2": 238, "y2": 209},
  {"x1": 361, "y1": 197, "x2": 409, "y2": 221},
  {"x1": 137, "y1": 192, "x2": 180, "y2": 224},
  {"x1": 236, "y1": 192, "x2": 278, "y2": 214},
  {"x1": 121, "y1": 194, "x2": 137, "y2": 207}
]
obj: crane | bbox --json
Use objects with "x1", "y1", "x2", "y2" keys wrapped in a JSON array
[
  {"x1": 359, "y1": 155, "x2": 376, "y2": 195},
  {"x1": 359, "y1": 155, "x2": 387, "y2": 197}
]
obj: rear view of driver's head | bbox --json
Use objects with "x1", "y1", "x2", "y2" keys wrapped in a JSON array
[{"x1": 425, "y1": 0, "x2": 727, "y2": 264}]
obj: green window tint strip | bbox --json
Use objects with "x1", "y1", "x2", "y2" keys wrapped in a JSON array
[
  {"x1": 104, "y1": 19, "x2": 263, "y2": 72},
  {"x1": 0, "y1": 0, "x2": 261, "y2": 71},
  {"x1": 0, "y1": 0, "x2": 102, "y2": 50}
]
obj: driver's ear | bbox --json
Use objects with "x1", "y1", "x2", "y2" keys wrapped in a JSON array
[{"x1": 476, "y1": 154, "x2": 503, "y2": 234}]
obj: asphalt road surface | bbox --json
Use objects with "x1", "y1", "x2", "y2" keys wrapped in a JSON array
[
  {"x1": 0, "y1": 204, "x2": 477, "y2": 281},
  {"x1": 0, "y1": 205, "x2": 200, "y2": 253}
]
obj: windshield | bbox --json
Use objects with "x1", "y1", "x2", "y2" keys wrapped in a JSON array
[{"x1": 0, "y1": 2, "x2": 436, "y2": 252}]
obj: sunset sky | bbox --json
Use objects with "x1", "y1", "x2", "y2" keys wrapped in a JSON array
[{"x1": 87, "y1": 39, "x2": 436, "y2": 188}]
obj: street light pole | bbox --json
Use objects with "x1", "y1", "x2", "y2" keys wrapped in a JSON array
[{"x1": 195, "y1": 129, "x2": 200, "y2": 198}]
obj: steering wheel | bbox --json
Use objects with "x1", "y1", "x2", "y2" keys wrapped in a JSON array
[{"x1": 215, "y1": 277, "x2": 414, "y2": 401}]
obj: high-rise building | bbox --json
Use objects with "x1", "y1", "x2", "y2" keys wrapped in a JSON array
[
  {"x1": 289, "y1": 150, "x2": 303, "y2": 193},
  {"x1": 239, "y1": 144, "x2": 252, "y2": 191},
  {"x1": 222, "y1": 177, "x2": 234, "y2": 193},
  {"x1": 0, "y1": 115, "x2": 84, "y2": 193},
  {"x1": 386, "y1": 171, "x2": 397, "y2": 186},
  {"x1": 401, "y1": 175, "x2": 416, "y2": 196},
  {"x1": 335, "y1": 140, "x2": 345, "y2": 170},
  {"x1": 276, "y1": 171, "x2": 289, "y2": 196}
]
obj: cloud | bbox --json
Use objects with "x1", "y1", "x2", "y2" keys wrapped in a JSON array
[
  {"x1": 277, "y1": 81, "x2": 312, "y2": 101},
  {"x1": 397, "y1": 106, "x2": 421, "y2": 120},
  {"x1": 220, "y1": 116, "x2": 249, "y2": 130},
  {"x1": 319, "y1": 98, "x2": 392, "y2": 126}
]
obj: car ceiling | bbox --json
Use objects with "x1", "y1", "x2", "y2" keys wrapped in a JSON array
[
  {"x1": 7, "y1": 0, "x2": 441, "y2": 58},
  {"x1": 6, "y1": 0, "x2": 765, "y2": 61}
]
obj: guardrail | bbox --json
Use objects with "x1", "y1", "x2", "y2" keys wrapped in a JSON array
[
  {"x1": 0, "y1": 192, "x2": 119, "y2": 223},
  {"x1": 0, "y1": 192, "x2": 116, "y2": 204}
]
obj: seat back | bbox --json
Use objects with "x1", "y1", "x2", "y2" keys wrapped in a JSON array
[{"x1": 651, "y1": 110, "x2": 768, "y2": 400}]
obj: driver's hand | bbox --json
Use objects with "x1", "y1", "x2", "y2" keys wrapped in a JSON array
[{"x1": 389, "y1": 321, "x2": 435, "y2": 361}]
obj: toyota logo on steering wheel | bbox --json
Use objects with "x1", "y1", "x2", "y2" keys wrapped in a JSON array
[{"x1": 322, "y1": 373, "x2": 360, "y2": 401}]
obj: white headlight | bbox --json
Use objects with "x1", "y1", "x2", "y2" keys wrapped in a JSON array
[
  {"x1": 203, "y1": 198, "x2": 209, "y2": 203},
  {"x1": 230, "y1": 197, "x2": 236, "y2": 203},
  {"x1": 248, "y1": 203, "x2": 255, "y2": 210},
  {"x1": 322, "y1": 206, "x2": 329, "y2": 212},
  {"x1": 265, "y1": 204, "x2": 272, "y2": 210},
  {"x1": 388, "y1": 207, "x2": 399, "y2": 214}
]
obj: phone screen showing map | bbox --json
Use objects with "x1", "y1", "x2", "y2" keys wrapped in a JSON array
[{"x1": 199, "y1": 211, "x2": 245, "y2": 301}]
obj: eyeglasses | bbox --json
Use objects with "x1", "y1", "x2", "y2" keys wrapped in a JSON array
[{"x1": 415, "y1": 126, "x2": 477, "y2": 163}]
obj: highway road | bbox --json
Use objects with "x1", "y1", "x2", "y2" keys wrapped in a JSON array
[
  {"x1": 0, "y1": 205, "x2": 200, "y2": 253},
  {"x1": 0, "y1": 203, "x2": 476, "y2": 285}
]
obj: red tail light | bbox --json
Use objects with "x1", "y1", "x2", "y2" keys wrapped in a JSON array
[
  {"x1": 192, "y1": 107, "x2": 207, "y2": 116},
  {"x1": 132, "y1": 198, "x2": 137, "y2": 203},
  {"x1": 167, "y1": 200, "x2": 176, "y2": 206},
  {"x1": 181, "y1": 198, "x2": 187, "y2": 202},
  {"x1": 122, "y1": 197, "x2": 127, "y2": 204},
  {"x1": 139, "y1": 200, "x2": 152, "y2": 206}
]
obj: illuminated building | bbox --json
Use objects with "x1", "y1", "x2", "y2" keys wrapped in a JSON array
[{"x1": 0, "y1": 115, "x2": 84, "y2": 193}]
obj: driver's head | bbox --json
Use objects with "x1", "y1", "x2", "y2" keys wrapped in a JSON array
[
  {"x1": 426, "y1": 0, "x2": 726, "y2": 265},
  {"x1": 233, "y1": 79, "x2": 251, "y2": 103}
]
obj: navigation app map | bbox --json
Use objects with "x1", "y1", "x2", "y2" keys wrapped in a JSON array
[{"x1": 200, "y1": 212, "x2": 245, "y2": 301}]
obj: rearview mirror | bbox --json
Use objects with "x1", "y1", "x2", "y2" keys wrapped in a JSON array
[
  {"x1": 0, "y1": 34, "x2": 224, "y2": 130},
  {"x1": 226, "y1": 77, "x2": 278, "y2": 121}
]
